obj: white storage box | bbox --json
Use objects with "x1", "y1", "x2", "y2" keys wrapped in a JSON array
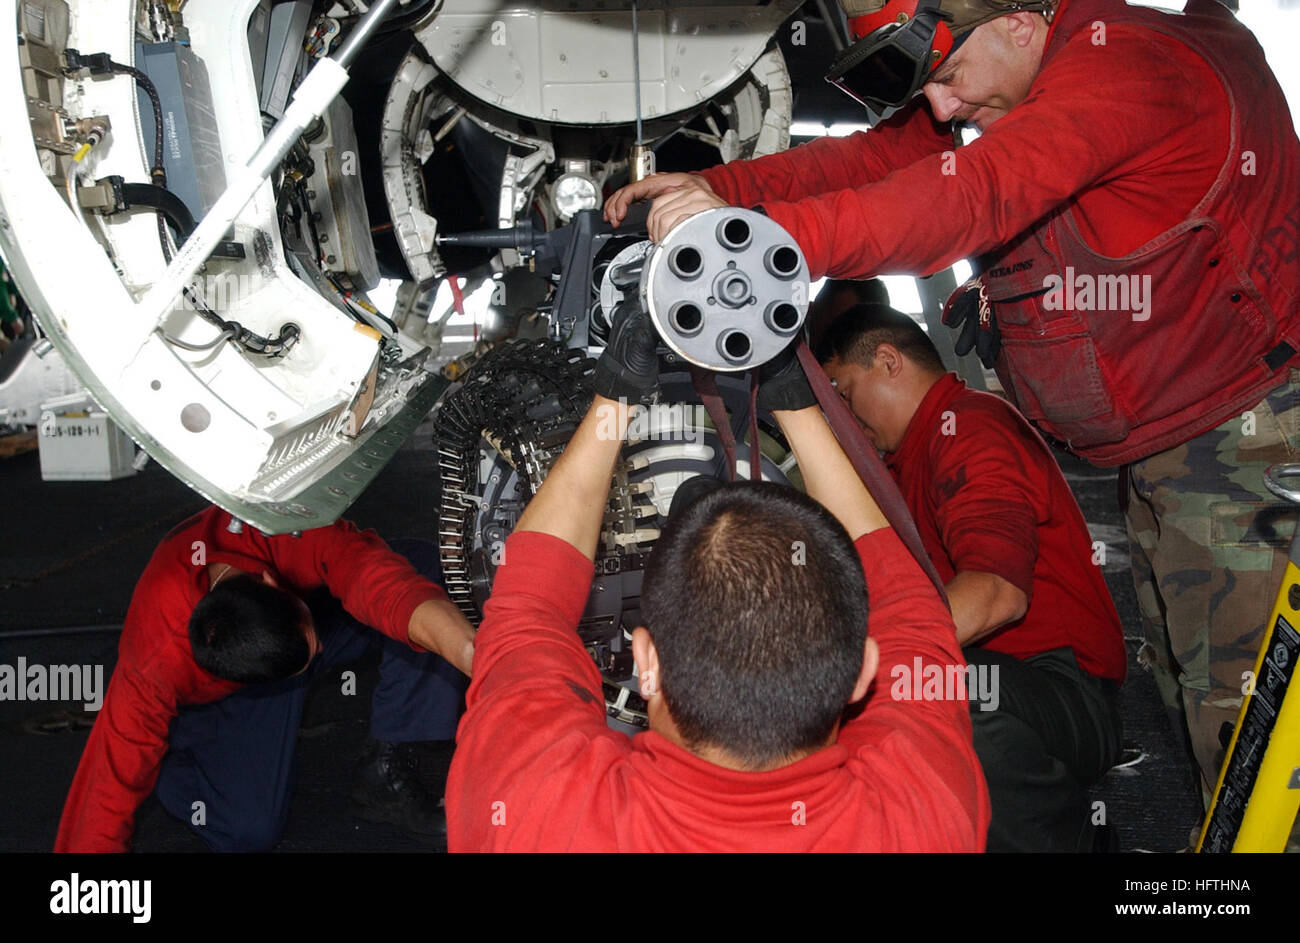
[{"x1": 37, "y1": 394, "x2": 138, "y2": 481}]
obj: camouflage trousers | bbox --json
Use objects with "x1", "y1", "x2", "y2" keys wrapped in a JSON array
[{"x1": 1126, "y1": 371, "x2": 1300, "y2": 802}]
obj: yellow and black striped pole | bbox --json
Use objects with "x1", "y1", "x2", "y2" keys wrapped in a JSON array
[{"x1": 1197, "y1": 462, "x2": 1300, "y2": 852}]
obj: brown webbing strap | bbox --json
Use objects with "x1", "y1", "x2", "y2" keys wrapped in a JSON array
[
  {"x1": 795, "y1": 342, "x2": 951, "y2": 606},
  {"x1": 689, "y1": 365, "x2": 738, "y2": 481},
  {"x1": 686, "y1": 349, "x2": 946, "y2": 605}
]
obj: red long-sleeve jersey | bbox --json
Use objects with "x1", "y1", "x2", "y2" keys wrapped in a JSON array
[
  {"x1": 886, "y1": 374, "x2": 1127, "y2": 681},
  {"x1": 446, "y1": 527, "x2": 990, "y2": 852},
  {"x1": 54, "y1": 506, "x2": 446, "y2": 853}
]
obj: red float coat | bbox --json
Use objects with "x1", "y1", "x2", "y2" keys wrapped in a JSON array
[{"x1": 698, "y1": 0, "x2": 1300, "y2": 464}]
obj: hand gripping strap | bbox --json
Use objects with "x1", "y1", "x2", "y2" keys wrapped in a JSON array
[{"x1": 685, "y1": 368, "x2": 763, "y2": 482}]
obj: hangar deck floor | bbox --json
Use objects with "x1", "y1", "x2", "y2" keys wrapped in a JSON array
[{"x1": 0, "y1": 420, "x2": 1204, "y2": 852}]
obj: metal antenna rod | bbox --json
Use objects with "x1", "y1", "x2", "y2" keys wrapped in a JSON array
[
  {"x1": 629, "y1": 0, "x2": 654, "y2": 181},
  {"x1": 632, "y1": 0, "x2": 644, "y2": 145}
]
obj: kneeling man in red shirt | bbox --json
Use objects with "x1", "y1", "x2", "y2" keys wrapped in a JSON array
[
  {"x1": 819, "y1": 303, "x2": 1127, "y2": 851},
  {"x1": 445, "y1": 303, "x2": 990, "y2": 851}
]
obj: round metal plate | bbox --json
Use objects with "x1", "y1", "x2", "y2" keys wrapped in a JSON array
[{"x1": 643, "y1": 207, "x2": 809, "y2": 372}]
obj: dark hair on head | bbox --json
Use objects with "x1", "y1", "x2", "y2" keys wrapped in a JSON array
[
  {"x1": 640, "y1": 481, "x2": 869, "y2": 768},
  {"x1": 188, "y1": 575, "x2": 311, "y2": 684},
  {"x1": 810, "y1": 278, "x2": 890, "y2": 314},
  {"x1": 814, "y1": 303, "x2": 946, "y2": 374}
]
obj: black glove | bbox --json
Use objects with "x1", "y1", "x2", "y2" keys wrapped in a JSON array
[
  {"x1": 941, "y1": 277, "x2": 1001, "y2": 369},
  {"x1": 757, "y1": 339, "x2": 817, "y2": 412},
  {"x1": 594, "y1": 299, "x2": 660, "y2": 403}
]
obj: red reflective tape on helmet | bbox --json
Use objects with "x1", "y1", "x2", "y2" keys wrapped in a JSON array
[
  {"x1": 930, "y1": 19, "x2": 956, "y2": 69},
  {"x1": 847, "y1": 0, "x2": 956, "y2": 71},
  {"x1": 846, "y1": 0, "x2": 919, "y2": 40}
]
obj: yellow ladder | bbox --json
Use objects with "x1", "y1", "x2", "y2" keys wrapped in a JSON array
[{"x1": 1197, "y1": 462, "x2": 1300, "y2": 852}]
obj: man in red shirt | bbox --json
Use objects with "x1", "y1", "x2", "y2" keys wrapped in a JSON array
[
  {"x1": 55, "y1": 507, "x2": 476, "y2": 852},
  {"x1": 818, "y1": 303, "x2": 1124, "y2": 850},
  {"x1": 606, "y1": 0, "x2": 1300, "y2": 809},
  {"x1": 444, "y1": 305, "x2": 989, "y2": 852}
]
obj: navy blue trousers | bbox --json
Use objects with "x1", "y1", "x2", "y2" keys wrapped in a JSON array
[{"x1": 154, "y1": 538, "x2": 465, "y2": 852}]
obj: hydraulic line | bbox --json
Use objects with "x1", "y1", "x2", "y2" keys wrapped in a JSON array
[
  {"x1": 64, "y1": 53, "x2": 301, "y2": 357},
  {"x1": 120, "y1": 183, "x2": 196, "y2": 242}
]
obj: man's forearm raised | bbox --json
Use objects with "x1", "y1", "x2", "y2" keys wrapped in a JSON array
[
  {"x1": 514, "y1": 396, "x2": 632, "y2": 560},
  {"x1": 773, "y1": 405, "x2": 889, "y2": 541},
  {"x1": 516, "y1": 294, "x2": 658, "y2": 557},
  {"x1": 758, "y1": 344, "x2": 888, "y2": 541}
]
